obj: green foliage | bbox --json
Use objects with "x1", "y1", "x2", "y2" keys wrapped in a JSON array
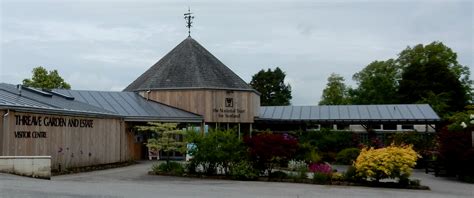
[
  {"x1": 250, "y1": 67, "x2": 292, "y2": 106},
  {"x1": 398, "y1": 42, "x2": 470, "y2": 116},
  {"x1": 294, "y1": 142, "x2": 321, "y2": 163},
  {"x1": 269, "y1": 170, "x2": 288, "y2": 180},
  {"x1": 186, "y1": 128, "x2": 245, "y2": 175},
  {"x1": 446, "y1": 105, "x2": 474, "y2": 131},
  {"x1": 335, "y1": 148, "x2": 361, "y2": 165},
  {"x1": 312, "y1": 172, "x2": 331, "y2": 184},
  {"x1": 229, "y1": 161, "x2": 259, "y2": 180},
  {"x1": 343, "y1": 166, "x2": 359, "y2": 182},
  {"x1": 152, "y1": 162, "x2": 184, "y2": 175},
  {"x1": 135, "y1": 123, "x2": 186, "y2": 164},
  {"x1": 23, "y1": 66, "x2": 71, "y2": 90},
  {"x1": 350, "y1": 59, "x2": 400, "y2": 104},
  {"x1": 299, "y1": 129, "x2": 357, "y2": 154},
  {"x1": 319, "y1": 73, "x2": 351, "y2": 105},
  {"x1": 388, "y1": 132, "x2": 436, "y2": 156}
]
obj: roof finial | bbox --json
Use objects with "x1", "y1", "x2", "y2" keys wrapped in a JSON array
[{"x1": 184, "y1": 7, "x2": 194, "y2": 37}]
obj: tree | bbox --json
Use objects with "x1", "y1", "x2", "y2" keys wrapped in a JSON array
[
  {"x1": 244, "y1": 132, "x2": 298, "y2": 176},
  {"x1": 319, "y1": 73, "x2": 350, "y2": 105},
  {"x1": 135, "y1": 123, "x2": 186, "y2": 165},
  {"x1": 23, "y1": 66, "x2": 71, "y2": 90},
  {"x1": 351, "y1": 59, "x2": 401, "y2": 104},
  {"x1": 250, "y1": 67, "x2": 292, "y2": 106},
  {"x1": 397, "y1": 42, "x2": 470, "y2": 116}
]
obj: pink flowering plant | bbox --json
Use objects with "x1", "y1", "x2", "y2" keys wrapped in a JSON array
[{"x1": 308, "y1": 163, "x2": 332, "y2": 174}]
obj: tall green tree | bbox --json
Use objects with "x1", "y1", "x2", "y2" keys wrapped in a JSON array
[
  {"x1": 397, "y1": 42, "x2": 470, "y2": 116},
  {"x1": 350, "y1": 59, "x2": 401, "y2": 104},
  {"x1": 250, "y1": 67, "x2": 292, "y2": 106},
  {"x1": 319, "y1": 73, "x2": 350, "y2": 105},
  {"x1": 135, "y1": 123, "x2": 186, "y2": 165},
  {"x1": 23, "y1": 66, "x2": 71, "y2": 90}
]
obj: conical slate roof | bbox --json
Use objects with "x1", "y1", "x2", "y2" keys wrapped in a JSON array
[{"x1": 124, "y1": 37, "x2": 254, "y2": 92}]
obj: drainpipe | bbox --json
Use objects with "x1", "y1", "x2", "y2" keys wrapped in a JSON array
[{"x1": 2, "y1": 109, "x2": 10, "y2": 155}]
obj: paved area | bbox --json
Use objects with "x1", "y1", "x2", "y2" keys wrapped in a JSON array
[{"x1": 0, "y1": 161, "x2": 472, "y2": 198}]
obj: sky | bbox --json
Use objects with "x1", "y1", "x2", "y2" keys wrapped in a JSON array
[{"x1": 1, "y1": 0, "x2": 473, "y2": 105}]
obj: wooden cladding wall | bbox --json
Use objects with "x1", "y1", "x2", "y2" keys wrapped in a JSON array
[
  {"x1": 0, "y1": 111, "x2": 134, "y2": 170},
  {"x1": 141, "y1": 90, "x2": 260, "y2": 123}
]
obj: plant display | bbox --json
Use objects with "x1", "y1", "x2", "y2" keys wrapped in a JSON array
[
  {"x1": 152, "y1": 162, "x2": 184, "y2": 175},
  {"x1": 135, "y1": 123, "x2": 187, "y2": 165},
  {"x1": 186, "y1": 128, "x2": 246, "y2": 175},
  {"x1": 299, "y1": 129, "x2": 357, "y2": 154},
  {"x1": 308, "y1": 163, "x2": 332, "y2": 174},
  {"x1": 244, "y1": 132, "x2": 298, "y2": 175},
  {"x1": 335, "y1": 148, "x2": 361, "y2": 165},
  {"x1": 288, "y1": 160, "x2": 307, "y2": 171},
  {"x1": 229, "y1": 160, "x2": 259, "y2": 180},
  {"x1": 354, "y1": 144, "x2": 419, "y2": 182}
]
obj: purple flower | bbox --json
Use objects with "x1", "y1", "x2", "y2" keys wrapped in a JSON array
[{"x1": 309, "y1": 163, "x2": 332, "y2": 174}]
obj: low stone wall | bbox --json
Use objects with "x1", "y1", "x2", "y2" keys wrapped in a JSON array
[{"x1": 0, "y1": 156, "x2": 51, "y2": 179}]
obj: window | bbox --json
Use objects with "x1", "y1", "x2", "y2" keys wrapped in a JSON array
[
  {"x1": 383, "y1": 124, "x2": 397, "y2": 130},
  {"x1": 306, "y1": 124, "x2": 320, "y2": 131},
  {"x1": 401, "y1": 125, "x2": 414, "y2": 130},
  {"x1": 336, "y1": 124, "x2": 350, "y2": 130},
  {"x1": 370, "y1": 124, "x2": 381, "y2": 130}
]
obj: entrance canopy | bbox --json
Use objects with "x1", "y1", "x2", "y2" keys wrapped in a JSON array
[{"x1": 257, "y1": 104, "x2": 440, "y2": 124}]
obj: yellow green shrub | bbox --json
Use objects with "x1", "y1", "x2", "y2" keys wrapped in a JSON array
[{"x1": 354, "y1": 144, "x2": 419, "y2": 182}]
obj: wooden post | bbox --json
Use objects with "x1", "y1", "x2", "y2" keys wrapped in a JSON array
[
  {"x1": 250, "y1": 123, "x2": 253, "y2": 138},
  {"x1": 238, "y1": 123, "x2": 241, "y2": 140}
]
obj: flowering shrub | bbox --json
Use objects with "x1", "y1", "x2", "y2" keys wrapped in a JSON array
[
  {"x1": 288, "y1": 160, "x2": 307, "y2": 171},
  {"x1": 354, "y1": 144, "x2": 419, "y2": 182},
  {"x1": 245, "y1": 133, "x2": 298, "y2": 174},
  {"x1": 309, "y1": 163, "x2": 332, "y2": 174}
]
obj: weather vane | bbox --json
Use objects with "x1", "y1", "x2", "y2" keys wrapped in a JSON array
[{"x1": 184, "y1": 7, "x2": 194, "y2": 37}]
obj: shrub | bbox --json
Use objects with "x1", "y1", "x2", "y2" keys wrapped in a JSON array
[
  {"x1": 335, "y1": 148, "x2": 360, "y2": 165},
  {"x1": 152, "y1": 162, "x2": 184, "y2": 176},
  {"x1": 331, "y1": 172, "x2": 344, "y2": 181},
  {"x1": 308, "y1": 163, "x2": 332, "y2": 174},
  {"x1": 186, "y1": 129, "x2": 246, "y2": 175},
  {"x1": 288, "y1": 160, "x2": 307, "y2": 171},
  {"x1": 343, "y1": 166, "x2": 359, "y2": 182},
  {"x1": 312, "y1": 172, "x2": 331, "y2": 184},
  {"x1": 229, "y1": 161, "x2": 259, "y2": 180},
  {"x1": 299, "y1": 129, "x2": 357, "y2": 153},
  {"x1": 269, "y1": 170, "x2": 288, "y2": 180},
  {"x1": 354, "y1": 144, "x2": 419, "y2": 182},
  {"x1": 437, "y1": 128, "x2": 472, "y2": 176},
  {"x1": 294, "y1": 142, "x2": 321, "y2": 163},
  {"x1": 245, "y1": 132, "x2": 298, "y2": 174},
  {"x1": 459, "y1": 148, "x2": 474, "y2": 183}
]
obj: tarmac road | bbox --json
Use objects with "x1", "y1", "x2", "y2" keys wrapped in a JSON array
[{"x1": 0, "y1": 161, "x2": 472, "y2": 198}]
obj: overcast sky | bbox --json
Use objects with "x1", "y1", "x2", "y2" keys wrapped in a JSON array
[{"x1": 1, "y1": 0, "x2": 473, "y2": 105}]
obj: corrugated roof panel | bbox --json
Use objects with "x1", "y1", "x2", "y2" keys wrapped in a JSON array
[
  {"x1": 300, "y1": 106, "x2": 310, "y2": 120},
  {"x1": 257, "y1": 104, "x2": 440, "y2": 123},
  {"x1": 338, "y1": 106, "x2": 350, "y2": 119},
  {"x1": 347, "y1": 105, "x2": 360, "y2": 119},
  {"x1": 407, "y1": 105, "x2": 425, "y2": 120},
  {"x1": 418, "y1": 104, "x2": 439, "y2": 119},
  {"x1": 356, "y1": 106, "x2": 370, "y2": 119},
  {"x1": 291, "y1": 106, "x2": 302, "y2": 120},
  {"x1": 377, "y1": 105, "x2": 393, "y2": 119},
  {"x1": 397, "y1": 105, "x2": 415, "y2": 120},
  {"x1": 310, "y1": 106, "x2": 319, "y2": 120},
  {"x1": 281, "y1": 106, "x2": 293, "y2": 120},
  {"x1": 318, "y1": 106, "x2": 328, "y2": 120},
  {"x1": 273, "y1": 106, "x2": 284, "y2": 119}
]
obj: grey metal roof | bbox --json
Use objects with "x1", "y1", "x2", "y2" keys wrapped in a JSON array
[
  {"x1": 0, "y1": 83, "x2": 202, "y2": 122},
  {"x1": 55, "y1": 89, "x2": 202, "y2": 122},
  {"x1": 258, "y1": 104, "x2": 440, "y2": 123},
  {"x1": 124, "y1": 36, "x2": 255, "y2": 92},
  {"x1": 0, "y1": 83, "x2": 117, "y2": 116}
]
